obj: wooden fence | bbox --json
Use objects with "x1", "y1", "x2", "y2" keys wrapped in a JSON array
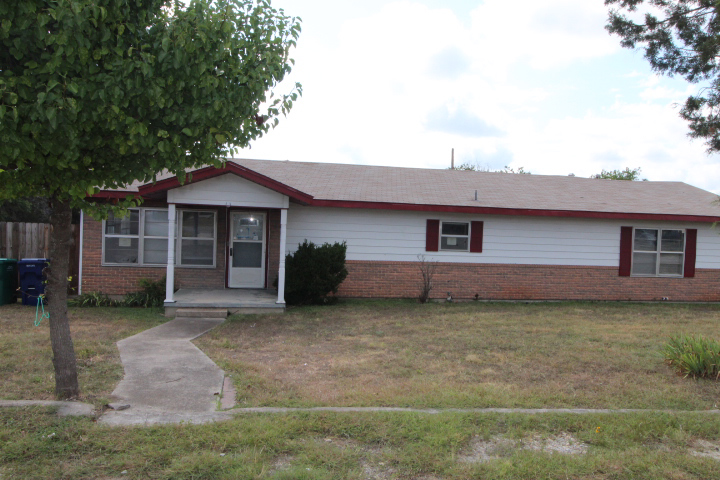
[{"x1": 0, "y1": 222, "x2": 80, "y2": 293}]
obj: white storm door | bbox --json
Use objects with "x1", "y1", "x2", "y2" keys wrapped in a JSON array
[{"x1": 228, "y1": 212, "x2": 266, "y2": 288}]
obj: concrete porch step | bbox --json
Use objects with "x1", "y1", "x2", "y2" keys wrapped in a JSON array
[{"x1": 174, "y1": 308, "x2": 228, "y2": 319}]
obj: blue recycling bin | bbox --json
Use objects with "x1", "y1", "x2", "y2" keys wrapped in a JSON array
[{"x1": 18, "y1": 258, "x2": 49, "y2": 306}]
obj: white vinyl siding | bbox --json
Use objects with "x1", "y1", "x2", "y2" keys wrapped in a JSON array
[
  {"x1": 167, "y1": 174, "x2": 289, "y2": 209},
  {"x1": 285, "y1": 206, "x2": 719, "y2": 268}
]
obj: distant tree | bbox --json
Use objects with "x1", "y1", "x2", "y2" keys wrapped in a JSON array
[
  {"x1": 606, "y1": 1, "x2": 720, "y2": 153},
  {"x1": 592, "y1": 167, "x2": 647, "y2": 181},
  {"x1": 0, "y1": 197, "x2": 52, "y2": 223},
  {"x1": 0, "y1": 0, "x2": 301, "y2": 398},
  {"x1": 502, "y1": 165, "x2": 531, "y2": 174},
  {"x1": 449, "y1": 163, "x2": 531, "y2": 174}
]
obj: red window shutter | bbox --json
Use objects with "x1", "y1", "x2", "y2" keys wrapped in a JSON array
[
  {"x1": 619, "y1": 226, "x2": 633, "y2": 276},
  {"x1": 684, "y1": 229, "x2": 697, "y2": 278},
  {"x1": 470, "y1": 221, "x2": 484, "y2": 253},
  {"x1": 426, "y1": 219, "x2": 439, "y2": 252}
]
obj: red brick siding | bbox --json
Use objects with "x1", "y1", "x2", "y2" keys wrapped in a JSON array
[
  {"x1": 336, "y1": 260, "x2": 720, "y2": 302},
  {"x1": 81, "y1": 208, "x2": 281, "y2": 295}
]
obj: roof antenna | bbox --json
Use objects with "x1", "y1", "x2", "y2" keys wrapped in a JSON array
[{"x1": 451, "y1": 148, "x2": 454, "y2": 169}]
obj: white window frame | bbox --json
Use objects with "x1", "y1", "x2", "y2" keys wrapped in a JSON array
[
  {"x1": 440, "y1": 221, "x2": 470, "y2": 252},
  {"x1": 177, "y1": 209, "x2": 217, "y2": 268},
  {"x1": 631, "y1": 227, "x2": 686, "y2": 277},
  {"x1": 102, "y1": 209, "x2": 141, "y2": 265},
  {"x1": 102, "y1": 208, "x2": 218, "y2": 268},
  {"x1": 141, "y1": 208, "x2": 173, "y2": 266}
]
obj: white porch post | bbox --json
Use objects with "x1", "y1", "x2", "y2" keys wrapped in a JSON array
[
  {"x1": 276, "y1": 208, "x2": 287, "y2": 304},
  {"x1": 165, "y1": 203, "x2": 176, "y2": 303}
]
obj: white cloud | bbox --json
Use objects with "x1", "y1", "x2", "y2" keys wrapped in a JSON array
[{"x1": 239, "y1": 0, "x2": 720, "y2": 193}]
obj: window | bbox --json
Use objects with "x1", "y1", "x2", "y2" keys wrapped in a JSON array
[
  {"x1": 440, "y1": 222, "x2": 469, "y2": 251},
  {"x1": 632, "y1": 228, "x2": 685, "y2": 276},
  {"x1": 102, "y1": 208, "x2": 217, "y2": 267},
  {"x1": 142, "y1": 210, "x2": 171, "y2": 264},
  {"x1": 426, "y1": 219, "x2": 483, "y2": 253},
  {"x1": 178, "y1": 210, "x2": 216, "y2": 266},
  {"x1": 104, "y1": 210, "x2": 140, "y2": 264}
]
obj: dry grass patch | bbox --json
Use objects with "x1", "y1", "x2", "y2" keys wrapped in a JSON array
[
  {"x1": 196, "y1": 301, "x2": 720, "y2": 409},
  {"x1": 459, "y1": 432, "x2": 588, "y2": 464},
  {"x1": 0, "y1": 304, "x2": 167, "y2": 403}
]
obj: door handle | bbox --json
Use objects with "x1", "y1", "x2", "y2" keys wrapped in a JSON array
[{"x1": 229, "y1": 248, "x2": 233, "y2": 256}]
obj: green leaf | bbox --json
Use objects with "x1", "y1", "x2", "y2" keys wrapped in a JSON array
[
  {"x1": 182, "y1": 128, "x2": 193, "y2": 136},
  {"x1": 67, "y1": 82, "x2": 79, "y2": 95},
  {"x1": 46, "y1": 107, "x2": 57, "y2": 129},
  {"x1": 214, "y1": 133, "x2": 226, "y2": 144}
]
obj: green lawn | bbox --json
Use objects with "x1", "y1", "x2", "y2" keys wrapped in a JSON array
[
  {"x1": 196, "y1": 300, "x2": 720, "y2": 410},
  {"x1": 1, "y1": 407, "x2": 720, "y2": 479},
  {"x1": 2, "y1": 300, "x2": 720, "y2": 479},
  {"x1": 0, "y1": 304, "x2": 167, "y2": 406}
]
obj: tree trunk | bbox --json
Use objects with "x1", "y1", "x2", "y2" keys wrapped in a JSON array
[{"x1": 46, "y1": 196, "x2": 79, "y2": 399}]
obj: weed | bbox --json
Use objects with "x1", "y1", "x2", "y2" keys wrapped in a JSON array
[{"x1": 663, "y1": 335, "x2": 720, "y2": 380}]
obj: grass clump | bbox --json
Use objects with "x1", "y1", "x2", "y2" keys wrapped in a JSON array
[{"x1": 663, "y1": 335, "x2": 720, "y2": 380}]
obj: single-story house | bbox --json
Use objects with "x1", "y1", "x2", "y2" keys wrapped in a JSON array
[{"x1": 79, "y1": 158, "x2": 720, "y2": 310}]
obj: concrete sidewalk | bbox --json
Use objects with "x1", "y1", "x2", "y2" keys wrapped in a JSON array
[{"x1": 99, "y1": 317, "x2": 230, "y2": 426}]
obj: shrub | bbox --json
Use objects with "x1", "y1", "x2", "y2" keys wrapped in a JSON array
[
  {"x1": 122, "y1": 277, "x2": 166, "y2": 308},
  {"x1": 284, "y1": 240, "x2": 348, "y2": 305},
  {"x1": 68, "y1": 292, "x2": 118, "y2": 307},
  {"x1": 663, "y1": 335, "x2": 720, "y2": 380}
]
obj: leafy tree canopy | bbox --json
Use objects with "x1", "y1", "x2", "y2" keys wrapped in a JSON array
[
  {"x1": 606, "y1": 0, "x2": 720, "y2": 152},
  {"x1": 1, "y1": 0, "x2": 301, "y2": 210},
  {"x1": 592, "y1": 167, "x2": 647, "y2": 180},
  {"x1": 0, "y1": 0, "x2": 301, "y2": 398}
]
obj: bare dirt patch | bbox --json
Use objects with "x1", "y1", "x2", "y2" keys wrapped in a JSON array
[
  {"x1": 691, "y1": 439, "x2": 720, "y2": 461},
  {"x1": 459, "y1": 433, "x2": 588, "y2": 463}
]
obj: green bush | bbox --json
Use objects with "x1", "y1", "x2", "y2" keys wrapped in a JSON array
[
  {"x1": 122, "y1": 277, "x2": 166, "y2": 308},
  {"x1": 663, "y1": 334, "x2": 720, "y2": 380},
  {"x1": 283, "y1": 240, "x2": 348, "y2": 305},
  {"x1": 68, "y1": 291, "x2": 118, "y2": 307}
]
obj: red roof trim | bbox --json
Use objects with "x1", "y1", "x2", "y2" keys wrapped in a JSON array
[
  {"x1": 311, "y1": 199, "x2": 720, "y2": 223},
  {"x1": 136, "y1": 164, "x2": 314, "y2": 205}
]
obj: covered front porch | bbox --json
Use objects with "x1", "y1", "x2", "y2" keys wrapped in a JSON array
[
  {"x1": 154, "y1": 166, "x2": 295, "y2": 316},
  {"x1": 164, "y1": 288, "x2": 285, "y2": 317}
]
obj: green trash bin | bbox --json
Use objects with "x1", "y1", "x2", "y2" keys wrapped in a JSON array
[{"x1": 0, "y1": 259, "x2": 18, "y2": 306}]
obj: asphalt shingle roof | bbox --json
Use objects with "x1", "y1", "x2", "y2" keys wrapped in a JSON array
[{"x1": 117, "y1": 158, "x2": 720, "y2": 218}]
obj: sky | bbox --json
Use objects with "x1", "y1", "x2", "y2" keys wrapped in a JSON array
[{"x1": 237, "y1": 0, "x2": 720, "y2": 193}]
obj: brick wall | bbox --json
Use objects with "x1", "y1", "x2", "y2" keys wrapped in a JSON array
[
  {"x1": 81, "y1": 208, "x2": 285, "y2": 295},
  {"x1": 336, "y1": 260, "x2": 720, "y2": 302}
]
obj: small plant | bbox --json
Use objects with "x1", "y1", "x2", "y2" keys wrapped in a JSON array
[
  {"x1": 68, "y1": 292, "x2": 118, "y2": 307},
  {"x1": 122, "y1": 277, "x2": 166, "y2": 308},
  {"x1": 284, "y1": 240, "x2": 348, "y2": 305},
  {"x1": 663, "y1": 334, "x2": 720, "y2": 380},
  {"x1": 417, "y1": 255, "x2": 437, "y2": 304}
]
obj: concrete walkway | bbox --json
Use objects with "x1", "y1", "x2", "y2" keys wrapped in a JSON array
[{"x1": 99, "y1": 317, "x2": 229, "y2": 426}]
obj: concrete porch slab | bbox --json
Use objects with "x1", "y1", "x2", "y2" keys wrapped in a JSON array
[{"x1": 165, "y1": 288, "x2": 285, "y2": 317}]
